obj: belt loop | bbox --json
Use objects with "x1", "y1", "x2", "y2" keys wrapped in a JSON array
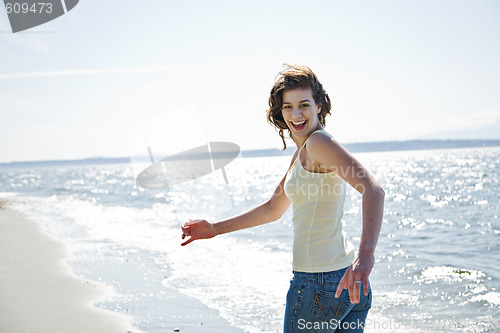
[{"x1": 318, "y1": 272, "x2": 323, "y2": 285}]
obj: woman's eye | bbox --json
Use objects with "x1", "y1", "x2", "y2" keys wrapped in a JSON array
[
  {"x1": 282, "y1": 105, "x2": 291, "y2": 110},
  {"x1": 301, "y1": 104, "x2": 309, "y2": 108}
]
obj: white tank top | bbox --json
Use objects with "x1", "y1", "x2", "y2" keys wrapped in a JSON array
[{"x1": 284, "y1": 130, "x2": 355, "y2": 272}]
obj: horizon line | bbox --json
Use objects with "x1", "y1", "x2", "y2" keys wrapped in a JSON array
[{"x1": 1, "y1": 138, "x2": 499, "y2": 166}]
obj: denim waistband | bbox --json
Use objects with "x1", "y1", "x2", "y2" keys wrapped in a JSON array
[{"x1": 293, "y1": 266, "x2": 349, "y2": 284}]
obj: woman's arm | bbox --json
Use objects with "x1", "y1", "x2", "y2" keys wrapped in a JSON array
[
  {"x1": 214, "y1": 173, "x2": 291, "y2": 234},
  {"x1": 181, "y1": 172, "x2": 292, "y2": 246},
  {"x1": 306, "y1": 132, "x2": 385, "y2": 303}
]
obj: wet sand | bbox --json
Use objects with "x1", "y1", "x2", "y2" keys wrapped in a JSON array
[{"x1": 0, "y1": 206, "x2": 145, "y2": 333}]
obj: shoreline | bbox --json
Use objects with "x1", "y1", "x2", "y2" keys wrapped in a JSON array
[
  {"x1": 1, "y1": 141, "x2": 499, "y2": 168},
  {"x1": 0, "y1": 206, "x2": 145, "y2": 333}
]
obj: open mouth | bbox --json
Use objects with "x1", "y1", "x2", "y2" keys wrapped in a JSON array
[{"x1": 291, "y1": 120, "x2": 306, "y2": 131}]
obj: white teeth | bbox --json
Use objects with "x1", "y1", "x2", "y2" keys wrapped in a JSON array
[{"x1": 292, "y1": 121, "x2": 306, "y2": 126}]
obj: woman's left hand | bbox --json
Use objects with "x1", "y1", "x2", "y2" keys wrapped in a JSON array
[{"x1": 335, "y1": 252, "x2": 374, "y2": 304}]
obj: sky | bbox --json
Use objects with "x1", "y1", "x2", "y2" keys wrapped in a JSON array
[{"x1": 0, "y1": 0, "x2": 499, "y2": 163}]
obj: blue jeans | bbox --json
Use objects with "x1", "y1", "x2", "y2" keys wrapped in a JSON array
[{"x1": 284, "y1": 267, "x2": 372, "y2": 333}]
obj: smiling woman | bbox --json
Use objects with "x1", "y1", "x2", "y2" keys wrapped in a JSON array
[
  {"x1": 282, "y1": 88, "x2": 321, "y2": 131},
  {"x1": 267, "y1": 64, "x2": 332, "y2": 150},
  {"x1": 180, "y1": 64, "x2": 384, "y2": 333}
]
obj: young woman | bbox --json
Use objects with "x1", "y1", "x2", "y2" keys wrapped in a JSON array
[{"x1": 181, "y1": 64, "x2": 384, "y2": 332}]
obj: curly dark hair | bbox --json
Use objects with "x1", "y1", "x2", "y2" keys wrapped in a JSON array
[{"x1": 266, "y1": 64, "x2": 332, "y2": 150}]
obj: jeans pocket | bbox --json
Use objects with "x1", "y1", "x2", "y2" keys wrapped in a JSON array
[
  {"x1": 312, "y1": 289, "x2": 354, "y2": 322},
  {"x1": 348, "y1": 282, "x2": 372, "y2": 313},
  {"x1": 364, "y1": 287, "x2": 372, "y2": 310},
  {"x1": 353, "y1": 285, "x2": 372, "y2": 312},
  {"x1": 286, "y1": 278, "x2": 303, "y2": 311}
]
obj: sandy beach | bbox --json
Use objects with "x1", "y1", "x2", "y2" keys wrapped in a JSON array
[{"x1": 0, "y1": 204, "x2": 145, "y2": 333}]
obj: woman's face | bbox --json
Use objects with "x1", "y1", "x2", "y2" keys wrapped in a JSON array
[{"x1": 281, "y1": 87, "x2": 322, "y2": 142}]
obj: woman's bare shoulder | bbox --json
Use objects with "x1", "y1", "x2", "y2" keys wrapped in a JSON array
[
  {"x1": 307, "y1": 130, "x2": 340, "y2": 149},
  {"x1": 306, "y1": 130, "x2": 351, "y2": 162}
]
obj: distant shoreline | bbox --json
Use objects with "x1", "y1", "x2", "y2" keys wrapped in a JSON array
[{"x1": 1, "y1": 139, "x2": 499, "y2": 168}]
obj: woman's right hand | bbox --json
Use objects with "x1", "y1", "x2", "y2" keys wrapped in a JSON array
[{"x1": 181, "y1": 219, "x2": 217, "y2": 246}]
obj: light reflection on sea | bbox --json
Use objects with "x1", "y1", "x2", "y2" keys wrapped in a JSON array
[{"x1": 0, "y1": 146, "x2": 498, "y2": 332}]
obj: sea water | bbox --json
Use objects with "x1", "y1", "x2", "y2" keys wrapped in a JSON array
[{"x1": 1, "y1": 146, "x2": 499, "y2": 333}]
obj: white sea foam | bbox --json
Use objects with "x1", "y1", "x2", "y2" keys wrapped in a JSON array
[{"x1": 1, "y1": 147, "x2": 499, "y2": 332}]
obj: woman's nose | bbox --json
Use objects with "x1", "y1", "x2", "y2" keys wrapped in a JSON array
[{"x1": 292, "y1": 107, "x2": 302, "y2": 117}]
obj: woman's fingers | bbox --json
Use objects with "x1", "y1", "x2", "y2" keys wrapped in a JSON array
[
  {"x1": 352, "y1": 279, "x2": 362, "y2": 304},
  {"x1": 180, "y1": 224, "x2": 191, "y2": 245},
  {"x1": 335, "y1": 268, "x2": 350, "y2": 298},
  {"x1": 181, "y1": 235, "x2": 194, "y2": 246},
  {"x1": 335, "y1": 266, "x2": 369, "y2": 304},
  {"x1": 182, "y1": 219, "x2": 197, "y2": 227},
  {"x1": 180, "y1": 219, "x2": 215, "y2": 246},
  {"x1": 363, "y1": 279, "x2": 370, "y2": 297}
]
